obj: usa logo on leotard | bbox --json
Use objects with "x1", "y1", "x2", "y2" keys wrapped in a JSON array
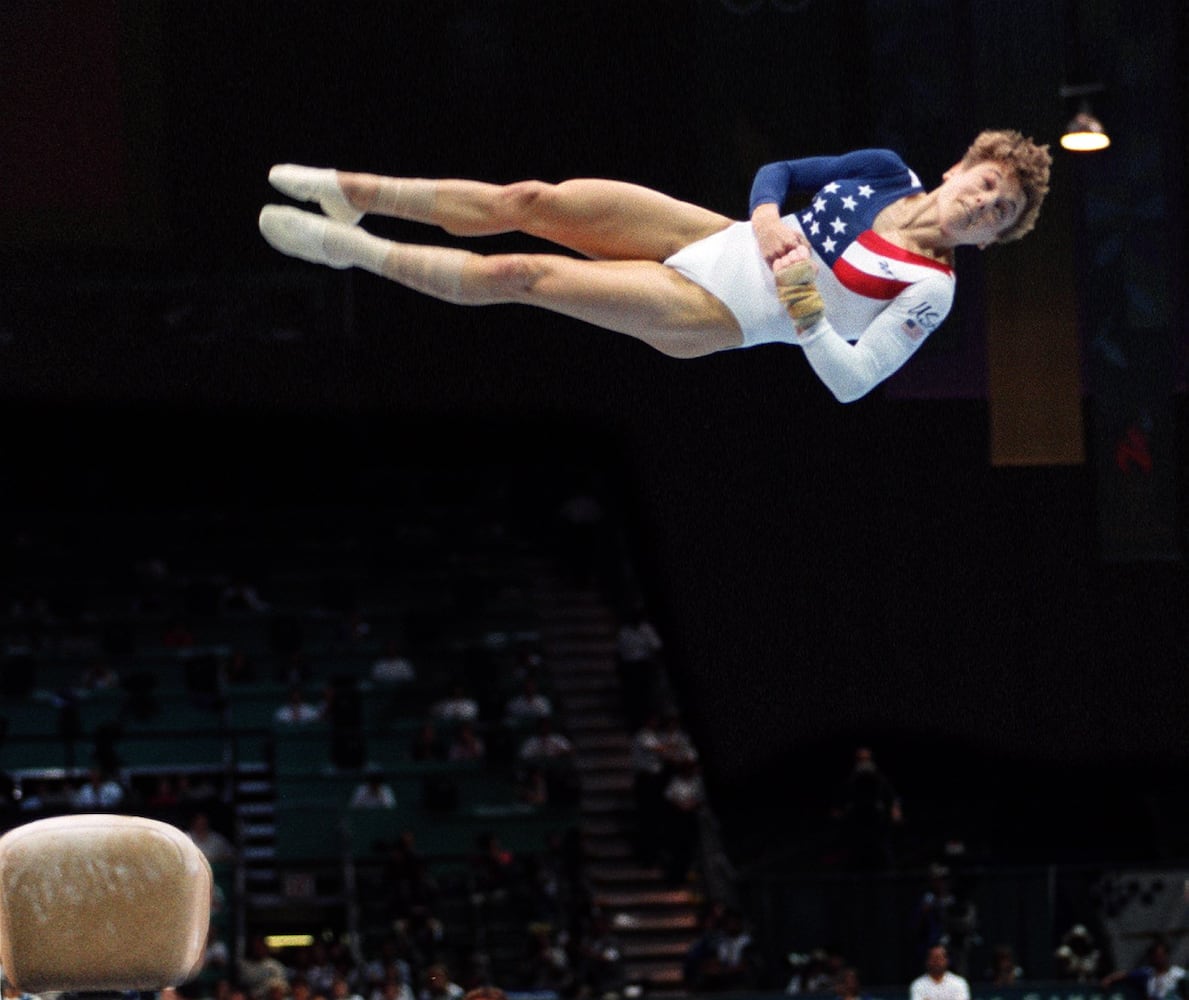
[{"x1": 833, "y1": 231, "x2": 952, "y2": 301}]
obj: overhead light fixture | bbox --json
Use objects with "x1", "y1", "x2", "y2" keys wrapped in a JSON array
[
  {"x1": 1061, "y1": 102, "x2": 1111, "y2": 152},
  {"x1": 1059, "y1": 84, "x2": 1111, "y2": 152}
]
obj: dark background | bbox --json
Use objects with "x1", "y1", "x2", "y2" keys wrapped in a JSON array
[{"x1": 1, "y1": 0, "x2": 1186, "y2": 867}]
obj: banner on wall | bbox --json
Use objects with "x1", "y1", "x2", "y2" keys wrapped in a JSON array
[{"x1": 1094, "y1": 870, "x2": 1189, "y2": 972}]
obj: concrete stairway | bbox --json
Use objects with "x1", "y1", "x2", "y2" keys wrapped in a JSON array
[{"x1": 536, "y1": 579, "x2": 700, "y2": 991}]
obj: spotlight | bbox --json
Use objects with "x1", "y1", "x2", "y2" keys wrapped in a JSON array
[{"x1": 1061, "y1": 102, "x2": 1111, "y2": 152}]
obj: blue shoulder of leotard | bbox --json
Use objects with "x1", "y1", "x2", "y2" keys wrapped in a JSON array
[{"x1": 748, "y1": 149, "x2": 910, "y2": 213}]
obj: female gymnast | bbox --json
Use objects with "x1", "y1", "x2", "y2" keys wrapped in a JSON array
[{"x1": 258, "y1": 130, "x2": 1051, "y2": 402}]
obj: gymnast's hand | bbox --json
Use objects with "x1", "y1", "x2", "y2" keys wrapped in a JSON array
[{"x1": 750, "y1": 202, "x2": 813, "y2": 271}]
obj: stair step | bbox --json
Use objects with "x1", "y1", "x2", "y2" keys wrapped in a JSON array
[
  {"x1": 555, "y1": 657, "x2": 617, "y2": 672},
  {"x1": 243, "y1": 846, "x2": 276, "y2": 861},
  {"x1": 242, "y1": 823, "x2": 277, "y2": 839},
  {"x1": 246, "y1": 868, "x2": 278, "y2": 882},
  {"x1": 552, "y1": 676, "x2": 615, "y2": 693},
  {"x1": 582, "y1": 838, "x2": 635, "y2": 860},
  {"x1": 538, "y1": 604, "x2": 613, "y2": 619},
  {"x1": 237, "y1": 802, "x2": 276, "y2": 818},
  {"x1": 621, "y1": 941, "x2": 690, "y2": 960},
  {"x1": 611, "y1": 913, "x2": 699, "y2": 933},
  {"x1": 581, "y1": 773, "x2": 633, "y2": 792},
  {"x1": 572, "y1": 733, "x2": 632, "y2": 752},
  {"x1": 564, "y1": 693, "x2": 622, "y2": 711},
  {"x1": 575, "y1": 755, "x2": 633, "y2": 773},
  {"x1": 567, "y1": 713, "x2": 622, "y2": 731},
  {"x1": 547, "y1": 623, "x2": 613, "y2": 638},
  {"x1": 581, "y1": 818, "x2": 635, "y2": 837},
  {"x1": 580, "y1": 795, "x2": 633, "y2": 815},
  {"x1": 237, "y1": 762, "x2": 271, "y2": 775},
  {"x1": 588, "y1": 864, "x2": 666, "y2": 882},
  {"x1": 595, "y1": 887, "x2": 697, "y2": 907},
  {"x1": 237, "y1": 780, "x2": 274, "y2": 795},
  {"x1": 546, "y1": 641, "x2": 617, "y2": 655},
  {"x1": 621, "y1": 961, "x2": 685, "y2": 986}
]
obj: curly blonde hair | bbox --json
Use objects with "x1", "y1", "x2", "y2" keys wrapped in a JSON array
[{"x1": 960, "y1": 129, "x2": 1052, "y2": 243}]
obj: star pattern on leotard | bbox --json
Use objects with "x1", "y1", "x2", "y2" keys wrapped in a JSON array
[{"x1": 793, "y1": 164, "x2": 921, "y2": 265}]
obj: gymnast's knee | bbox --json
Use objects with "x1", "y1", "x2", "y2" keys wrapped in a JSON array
[
  {"x1": 469, "y1": 253, "x2": 544, "y2": 301},
  {"x1": 495, "y1": 180, "x2": 555, "y2": 228}
]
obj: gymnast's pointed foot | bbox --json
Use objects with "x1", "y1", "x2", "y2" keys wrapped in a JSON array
[
  {"x1": 259, "y1": 204, "x2": 351, "y2": 268},
  {"x1": 268, "y1": 164, "x2": 364, "y2": 224}
]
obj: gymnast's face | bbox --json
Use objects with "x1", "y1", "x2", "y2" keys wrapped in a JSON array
[{"x1": 937, "y1": 161, "x2": 1024, "y2": 249}]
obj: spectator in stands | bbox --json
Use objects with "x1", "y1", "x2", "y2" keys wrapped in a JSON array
[
  {"x1": 20, "y1": 779, "x2": 72, "y2": 814},
  {"x1": 410, "y1": 721, "x2": 447, "y2": 761},
  {"x1": 685, "y1": 901, "x2": 729, "y2": 990},
  {"x1": 262, "y1": 979, "x2": 291, "y2": 1000},
  {"x1": 616, "y1": 609, "x2": 664, "y2": 727},
  {"x1": 350, "y1": 773, "x2": 397, "y2": 809},
  {"x1": 418, "y1": 965, "x2": 463, "y2": 1000},
  {"x1": 631, "y1": 711, "x2": 667, "y2": 864},
  {"x1": 517, "y1": 717, "x2": 574, "y2": 764},
  {"x1": 305, "y1": 942, "x2": 338, "y2": 996},
  {"x1": 786, "y1": 949, "x2": 832, "y2": 995},
  {"x1": 1054, "y1": 925, "x2": 1103, "y2": 983},
  {"x1": 372, "y1": 640, "x2": 417, "y2": 684},
  {"x1": 832, "y1": 745, "x2": 903, "y2": 871},
  {"x1": 275, "y1": 685, "x2": 324, "y2": 725},
  {"x1": 360, "y1": 938, "x2": 414, "y2": 999},
  {"x1": 187, "y1": 810, "x2": 236, "y2": 864},
  {"x1": 1102, "y1": 939, "x2": 1187, "y2": 1000},
  {"x1": 447, "y1": 722, "x2": 486, "y2": 762},
  {"x1": 146, "y1": 775, "x2": 181, "y2": 821},
  {"x1": 331, "y1": 977, "x2": 366, "y2": 1000},
  {"x1": 518, "y1": 718, "x2": 577, "y2": 804},
  {"x1": 371, "y1": 979, "x2": 414, "y2": 1000},
  {"x1": 400, "y1": 910, "x2": 447, "y2": 976},
  {"x1": 72, "y1": 766, "x2": 125, "y2": 809},
  {"x1": 835, "y1": 968, "x2": 869, "y2": 1000},
  {"x1": 658, "y1": 711, "x2": 699, "y2": 767},
  {"x1": 504, "y1": 677, "x2": 552, "y2": 723},
  {"x1": 910, "y1": 946, "x2": 971, "y2": 1000},
  {"x1": 576, "y1": 910, "x2": 627, "y2": 996},
  {"x1": 686, "y1": 906, "x2": 760, "y2": 991},
  {"x1": 461, "y1": 986, "x2": 502, "y2": 1000},
  {"x1": 240, "y1": 937, "x2": 291, "y2": 1000},
  {"x1": 523, "y1": 924, "x2": 574, "y2": 994},
  {"x1": 913, "y1": 864, "x2": 955, "y2": 961},
  {"x1": 987, "y1": 945, "x2": 1023, "y2": 986},
  {"x1": 178, "y1": 771, "x2": 220, "y2": 804},
  {"x1": 432, "y1": 684, "x2": 480, "y2": 723},
  {"x1": 660, "y1": 758, "x2": 705, "y2": 884},
  {"x1": 219, "y1": 575, "x2": 271, "y2": 614},
  {"x1": 202, "y1": 923, "x2": 231, "y2": 979},
  {"x1": 79, "y1": 662, "x2": 121, "y2": 692},
  {"x1": 471, "y1": 832, "x2": 518, "y2": 901}
]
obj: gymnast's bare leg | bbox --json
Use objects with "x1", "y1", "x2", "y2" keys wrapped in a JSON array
[
  {"x1": 269, "y1": 166, "x2": 732, "y2": 262},
  {"x1": 261, "y1": 170, "x2": 743, "y2": 357}
]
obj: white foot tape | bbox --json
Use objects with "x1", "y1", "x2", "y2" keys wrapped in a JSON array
[
  {"x1": 259, "y1": 204, "x2": 349, "y2": 268},
  {"x1": 268, "y1": 164, "x2": 364, "y2": 224}
]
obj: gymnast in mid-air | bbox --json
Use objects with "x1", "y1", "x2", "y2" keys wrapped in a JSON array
[{"x1": 258, "y1": 129, "x2": 1050, "y2": 402}]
